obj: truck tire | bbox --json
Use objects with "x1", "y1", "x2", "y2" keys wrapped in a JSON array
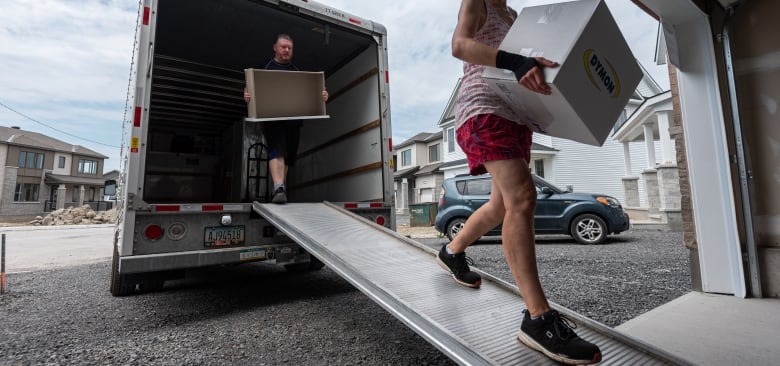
[
  {"x1": 570, "y1": 214, "x2": 607, "y2": 245},
  {"x1": 284, "y1": 255, "x2": 325, "y2": 273},
  {"x1": 110, "y1": 242, "x2": 136, "y2": 296},
  {"x1": 110, "y1": 243, "x2": 173, "y2": 296}
]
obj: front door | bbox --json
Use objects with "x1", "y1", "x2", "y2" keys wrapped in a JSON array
[{"x1": 48, "y1": 187, "x2": 57, "y2": 211}]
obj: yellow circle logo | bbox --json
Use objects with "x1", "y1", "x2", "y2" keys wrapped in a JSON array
[{"x1": 584, "y1": 49, "x2": 621, "y2": 98}]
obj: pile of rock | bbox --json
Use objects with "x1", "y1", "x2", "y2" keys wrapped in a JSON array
[{"x1": 29, "y1": 205, "x2": 117, "y2": 226}]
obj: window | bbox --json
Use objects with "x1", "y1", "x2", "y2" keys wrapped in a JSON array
[
  {"x1": 428, "y1": 143, "x2": 440, "y2": 162},
  {"x1": 447, "y1": 128, "x2": 455, "y2": 153},
  {"x1": 401, "y1": 149, "x2": 412, "y2": 167},
  {"x1": 78, "y1": 159, "x2": 98, "y2": 175},
  {"x1": 58, "y1": 156, "x2": 66, "y2": 169},
  {"x1": 459, "y1": 178, "x2": 491, "y2": 195},
  {"x1": 18, "y1": 151, "x2": 44, "y2": 169},
  {"x1": 14, "y1": 183, "x2": 40, "y2": 202},
  {"x1": 534, "y1": 159, "x2": 545, "y2": 178}
]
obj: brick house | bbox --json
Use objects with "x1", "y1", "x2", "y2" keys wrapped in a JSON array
[{"x1": 0, "y1": 126, "x2": 109, "y2": 219}]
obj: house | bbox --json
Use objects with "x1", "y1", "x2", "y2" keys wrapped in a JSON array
[
  {"x1": 0, "y1": 126, "x2": 110, "y2": 219},
  {"x1": 436, "y1": 63, "x2": 678, "y2": 228},
  {"x1": 392, "y1": 132, "x2": 443, "y2": 213}
]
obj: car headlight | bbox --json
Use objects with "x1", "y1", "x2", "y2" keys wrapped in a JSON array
[{"x1": 596, "y1": 196, "x2": 620, "y2": 207}]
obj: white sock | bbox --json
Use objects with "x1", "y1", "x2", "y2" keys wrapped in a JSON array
[{"x1": 445, "y1": 245, "x2": 455, "y2": 255}]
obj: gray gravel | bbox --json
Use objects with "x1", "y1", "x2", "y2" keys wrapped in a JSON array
[
  {"x1": 0, "y1": 229, "x2": 689, "y2": 365},
  {"x1": 417, "y1": 229, "x2": 692, "y2": 327}
]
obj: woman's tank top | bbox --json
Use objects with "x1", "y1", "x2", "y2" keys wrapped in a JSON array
[{"x1": 454, "y1": 1, "x2": 521, "y2": 130}]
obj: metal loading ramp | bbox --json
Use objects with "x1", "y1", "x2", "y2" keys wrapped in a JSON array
[{"x1": 253, "y1": 202, "x2": 691, "y2": 366}]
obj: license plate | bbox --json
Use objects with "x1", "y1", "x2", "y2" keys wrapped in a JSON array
[{"x1": 204, "y1": 225, "x2": 245, "y2": 247}]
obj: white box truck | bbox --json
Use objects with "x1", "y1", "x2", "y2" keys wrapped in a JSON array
[{"x1": 112, "y1": 0, "x2": 394, "y2": 296}]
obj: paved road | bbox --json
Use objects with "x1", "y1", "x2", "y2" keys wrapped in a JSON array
[{"x1": 1, "y1": 225, "x2": 113, "y2": 272}]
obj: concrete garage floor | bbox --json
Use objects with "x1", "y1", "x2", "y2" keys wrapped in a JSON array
[{"x1": 617, "y1": 292, "x2": 780, "y2": 365}]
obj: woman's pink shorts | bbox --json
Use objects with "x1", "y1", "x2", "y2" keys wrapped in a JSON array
[{"x1": 456, "y1": 113, "x2": 533, "y2": 176}]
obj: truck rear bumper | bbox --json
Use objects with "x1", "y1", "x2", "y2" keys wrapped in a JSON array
[{"x1": 118, "y1": 245, "x2": 296, "y2": 274}]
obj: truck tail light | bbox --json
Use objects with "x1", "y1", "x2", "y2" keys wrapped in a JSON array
[
  {"x1": 375, "y1": 215, "x2": 386, "y2": 226},
  {"x1": 144, "y1": 224, "x2": 164, "y2": 241}
]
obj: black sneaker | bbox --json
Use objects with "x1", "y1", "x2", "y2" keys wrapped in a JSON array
[
  {"x1": 271, "y1": 187, "x2": 287, "y2": 204},
  {"x1": 436, "y1": 244, "x2": 482, "y2": 288},
  {"x1": 517, "y1": 309, "x2": 602, "y2": 365}
]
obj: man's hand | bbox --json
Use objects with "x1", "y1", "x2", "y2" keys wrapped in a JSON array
[
  {"x1": 322, "y1": 89, "x2": 329, "y2": 102},
  {"x1": 244, "y1": 88, "x2": 251, "y2": 103},
  {"x1": 518, "y1": 57, "x2": 559, "y2": 95}
]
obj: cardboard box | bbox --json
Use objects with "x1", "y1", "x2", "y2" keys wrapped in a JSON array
[
  {"x1": 244, "y1": 69, "x2": 328, "y2": 121},
  {"x1": 482, "y1": 0, "x2": 642, "y2": 146}
]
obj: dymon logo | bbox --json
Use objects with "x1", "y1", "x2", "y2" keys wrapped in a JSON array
[{"x1": 583, "y1": 49, "x2": 620, "y2": 98}]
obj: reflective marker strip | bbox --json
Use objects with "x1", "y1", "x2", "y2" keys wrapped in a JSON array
[
  {"x1": 348, "y1": 17, "x2": 362, "y2": 25},
  {"x1": 133, "y1": 106, "x2": 142, "y2": 127},
  {"x1": 343, "y1": 203, "x2": 385, "y2": 209},
  {"x1": 143, "y1": 7, "x2": 150, "y2": 25},
  {"x1": 153, "y1": 204, "x2": 249, "y2": 212},
  {"x1": 155, "y1": 205, "x2": 180, "y2": 212}
]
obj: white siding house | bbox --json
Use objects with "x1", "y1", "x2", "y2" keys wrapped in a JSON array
[{"x1": 393, "y1": 132, "x2": 443, "y2": 212}]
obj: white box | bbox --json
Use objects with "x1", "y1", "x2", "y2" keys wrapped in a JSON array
[
  {"x1": 482, "y1": 0, "x2": 642, "y2": 146},
  {"x1": 244, "y1": 69, "x2": 329, "y2": 122}
]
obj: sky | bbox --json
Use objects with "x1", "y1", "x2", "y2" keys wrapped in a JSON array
[{"x1": 0, "y1": 0, "x2": 668, "y2": 173}]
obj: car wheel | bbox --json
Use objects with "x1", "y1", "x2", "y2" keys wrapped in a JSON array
[
  {"x1": 446, "y1": 218, "x2": 467, "y2": 241},
  {"x1": 570, "y1": 214, "x2": 607, "y2": 244}
]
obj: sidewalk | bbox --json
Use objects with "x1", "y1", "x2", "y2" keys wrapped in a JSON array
[{"x1": 395, "y1": 212, "x2": 441, "y2": 238}]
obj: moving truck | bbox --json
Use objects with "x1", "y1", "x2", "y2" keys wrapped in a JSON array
[{"x1": 112, "y1": 0, "x2": 394, "y2": 296}]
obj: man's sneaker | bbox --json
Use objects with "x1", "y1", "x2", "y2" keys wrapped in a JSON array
[
  {"x1": 271, "y1": 187, "x2": 287, "y2": 204},
  {"x1": 436, "y1": 244, "x2": 482, "y2": 288},
  {"x1": 517, "y1": 309, "x2": 602, "y2": 365}
]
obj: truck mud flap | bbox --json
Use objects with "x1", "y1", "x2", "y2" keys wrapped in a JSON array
[{"x1": 252, "y1": 201, "x2": 691, "y2": 366}]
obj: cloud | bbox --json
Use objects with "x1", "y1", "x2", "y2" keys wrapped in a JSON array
[{"x1": 0, "y1": 0, "x2": 136, "y2": 170}]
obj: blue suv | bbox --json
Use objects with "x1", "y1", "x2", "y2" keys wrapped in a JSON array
[{"x1": 434, "y1": 174, "x2": 630, "y2": 244}]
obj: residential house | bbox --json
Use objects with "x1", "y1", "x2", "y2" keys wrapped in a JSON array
[
  {"x1": 437, "y1": 63, "x2": 679, "y2": 228},
  {"x1": 392, "y1": 132, "x2": 443, "y2": 213},
  {"x1": 0, "y1": 126, "x2": 109, "y2": 219}
]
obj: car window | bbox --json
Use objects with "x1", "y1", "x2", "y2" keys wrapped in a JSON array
[
  {"x1": 465, "y1": 179, "x2": 491, "y2": 195},
  {"x1": 455, "y1": 181, "x2": 467, "y2": 194}
]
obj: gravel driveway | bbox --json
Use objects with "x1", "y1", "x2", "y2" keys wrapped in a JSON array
[{"x1": 0, "y1": 228, "x2": 690, "y2": 365}]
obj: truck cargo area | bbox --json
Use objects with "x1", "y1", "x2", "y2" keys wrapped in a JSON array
[
  {"x1": 253, "y1": 201, "x2": 692, "y2": 366},
  {"x1": 142, "y1": 0, "x2": 389, "y2": 204}
]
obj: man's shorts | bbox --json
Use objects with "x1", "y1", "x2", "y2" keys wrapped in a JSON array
[
  {"x1": 456, "y1": 113, "x2": 533, "y2": 176},
  {"x1": 262, "y1": 121, "x2": 302, "y2": 166}
]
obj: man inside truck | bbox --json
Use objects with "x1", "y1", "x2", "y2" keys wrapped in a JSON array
[
  {"x1": 437, "y1": 0, "x2": 602, "y2": 364},
  {"x1": 244, "y1": 33, "x2": 329, "y2": 204}
]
